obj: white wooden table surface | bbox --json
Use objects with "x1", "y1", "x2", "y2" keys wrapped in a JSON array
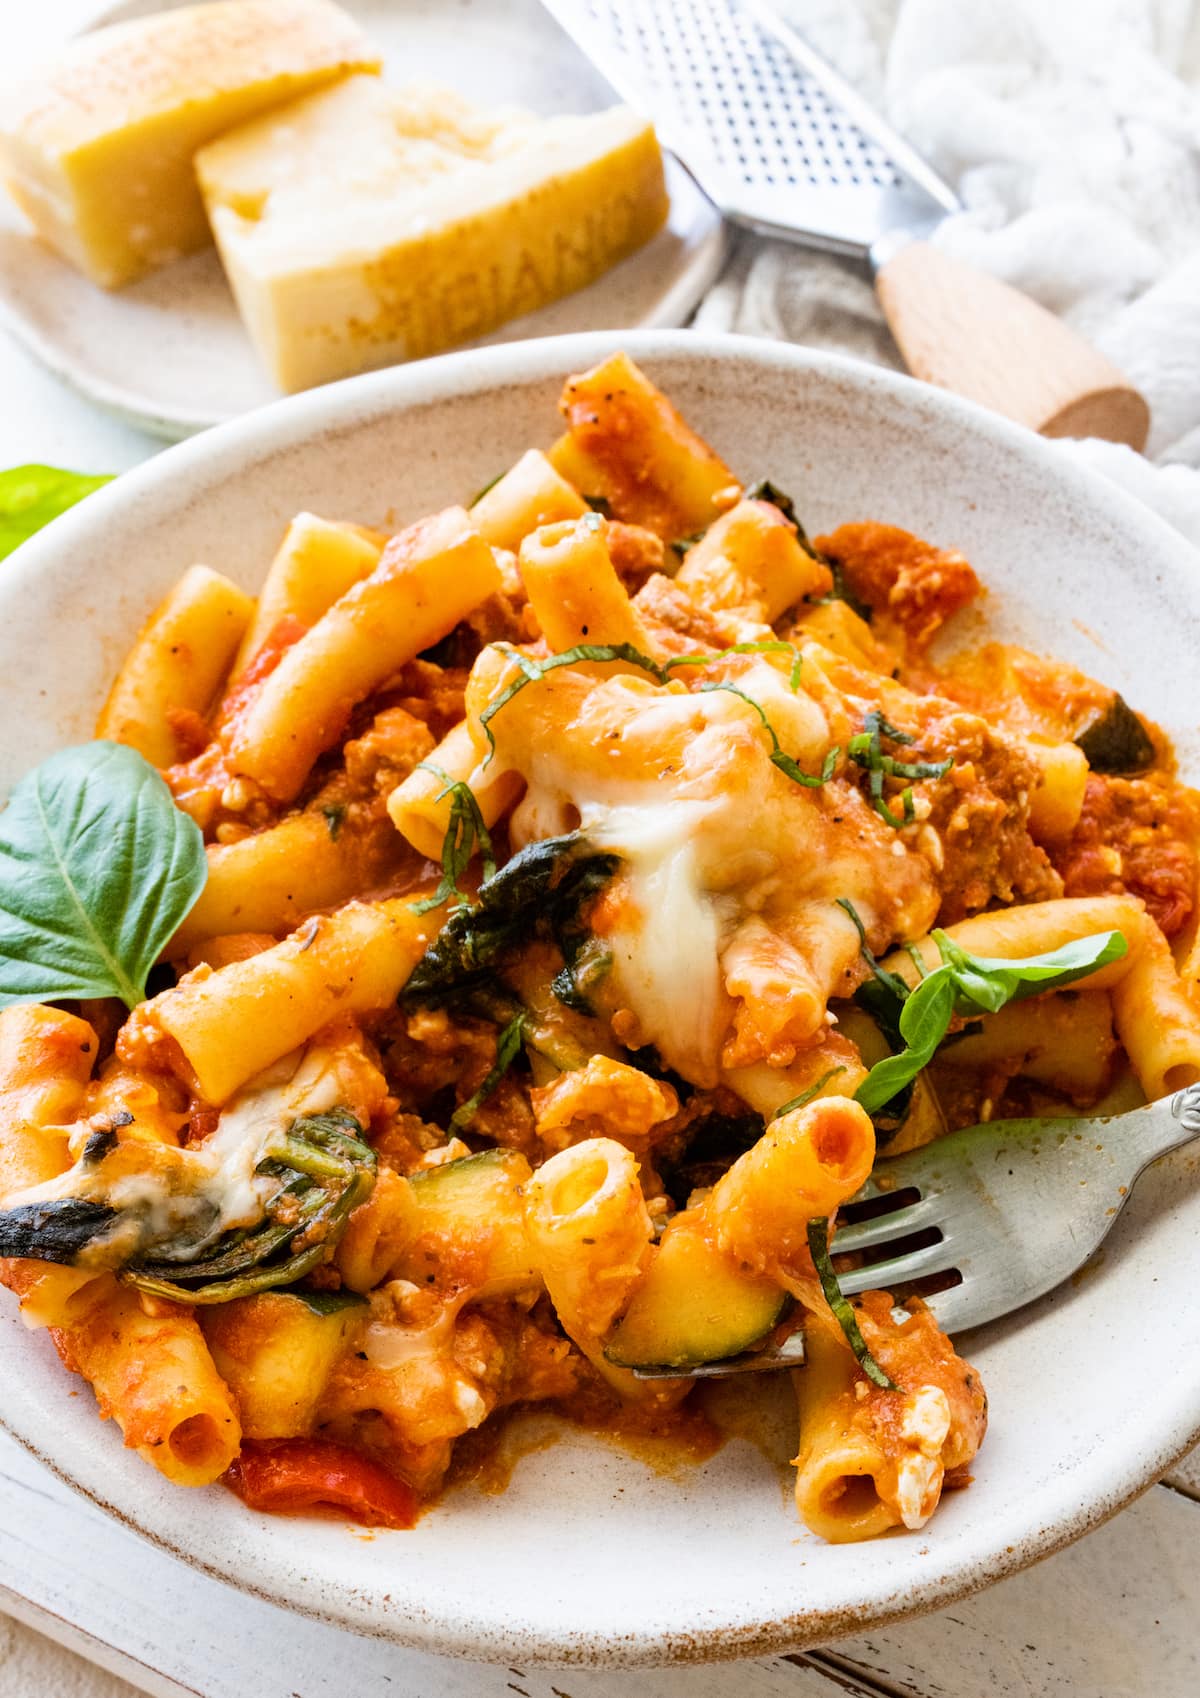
[{"x1": 4, "y1": 5, "x2": 1200, "y2": 1694}]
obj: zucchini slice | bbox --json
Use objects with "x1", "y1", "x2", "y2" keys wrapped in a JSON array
[
  {"x1": 202, "y1": 1288, "x2": 367, "y2": 1440},
  {"x1": 1074, "y1": 694, "x2": 1155, "y2": 774},
  {"x1": 402, "y1": 1148, "x2": 538, "y2": 1298},
  {"x1": 604, "y1": 1211, "x2": 786, "y2": 1371}
]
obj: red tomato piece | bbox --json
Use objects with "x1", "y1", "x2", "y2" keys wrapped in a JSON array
[{"x1": 225, "y1": 1439, "x2": 417, "y2": 1529}]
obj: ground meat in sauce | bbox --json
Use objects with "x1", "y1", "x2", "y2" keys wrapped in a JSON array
[
  {"x1": 464, "y1": 555, "x2": 530, "y2": 651},
  {"x1": 633, "y1": 572, "x2": 762, "y2": 654},
  {"x1": 381, "y1": 659, "x2": 467, "y2": 741},
  {"x1": 815, "y1": 522, "x2": 981, "y2": 651},
  {"x1": 341, "y1": 706, "x2": 435, "y2": 801},
  {"x1": 907, "y1": 703, "x2": 1062, "y2": 923},
  {"x1": 606, "y1": 521, "x2": 666, "y2": 592},
  {"x1": 1053, "y1": 773, "x2": 1199, "y2": 938}
]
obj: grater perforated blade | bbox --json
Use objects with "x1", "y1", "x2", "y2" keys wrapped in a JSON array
[{"x1": 539, "y1": 0, "x2": 959, "y2": 262}]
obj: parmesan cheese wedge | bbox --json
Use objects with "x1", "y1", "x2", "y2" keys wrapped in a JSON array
[
  {"x1": 0, "y1": 0, "x2": 379, "y2": 289},
  {"x1": 195, "y1": 76, "x2": 670, "y2": 392}
]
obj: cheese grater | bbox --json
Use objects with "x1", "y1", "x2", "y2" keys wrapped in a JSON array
[
  {"x1": 539, "y1": 0, "x2": 956, "y2": 262},
  {"x1": 539, "y1": 0, "x2": 1151, "y2": 449}
]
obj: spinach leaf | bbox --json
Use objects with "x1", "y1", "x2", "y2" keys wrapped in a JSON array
[
  {"x1": 853, "y1": 927, "x2": 1128, "y2": 1114},
  {"x1": 549, "y1": 853, "x2": 619, "y2": 1013},
  {"x1": 1074, "y1": 694, "x2": 1155, "y2": 775},
  {"x1": 743, "y1": 478, "x2": 800, "y2": 527},
  {"x1": 817, "y1": 557, "x2": 875, "y2": 624},
  {"x1": 0, "y1": 465, "x2": 113, "y2": 562},
  {"x1": 0, "y1": 741, "x2": 206, "y2": 1009},
  {"x1": 402, "y1": 833, "x2": 620, "y2": 1008}
]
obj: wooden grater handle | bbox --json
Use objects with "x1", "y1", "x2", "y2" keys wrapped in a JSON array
[{"x1": 874, "y1": 240, "x2": 1150, "y2": 451}]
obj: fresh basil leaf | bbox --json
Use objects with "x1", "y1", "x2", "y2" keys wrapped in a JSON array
[
  {"x1": 852, "y1": 927, "x2": 1128, "y2": 1114},
  {"x1": 933, "y1": 928, "x2": 1128, "y2": 1014},
  {"x1": 0, "y1": 741, "x2": 206, "y2": 1010},
  {"x1": 0, "y1": 465, "x2": 113, "y2": 562},
  {"x1": 855, "y1": 968, "x2": 957, "y2": 1114}
]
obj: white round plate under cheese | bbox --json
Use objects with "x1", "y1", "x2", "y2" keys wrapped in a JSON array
[{"x1": 0, "y1": 0, "x2": 727, "y2": 440}]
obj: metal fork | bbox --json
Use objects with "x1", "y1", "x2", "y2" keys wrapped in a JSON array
[{"x1": 632, "y1": 1084, "x2": 1200, "y2": 1377}]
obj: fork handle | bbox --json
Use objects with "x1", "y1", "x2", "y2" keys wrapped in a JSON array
[
  {"x1": 1124, "y1": 1083, "x2": 1200, "y2": 1176},
  {"x1": 872, "y1": 239, "x2": 1150, "y2": 451}
]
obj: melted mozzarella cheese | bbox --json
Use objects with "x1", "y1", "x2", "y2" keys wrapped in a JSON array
[
  {"x1": 8, "y1": 1041, "x2": 368, "y2": 1256},
  {"x1": 588, "y1": 802, "x2": 727, "y2": 1084}
]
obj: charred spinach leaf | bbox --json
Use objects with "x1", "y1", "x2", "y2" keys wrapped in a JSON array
[
  {"x1": 0, "y1": 1113, "x2": 376, "y2": 1307},
  {"x1": 0, "y1": 1198, "x2": 118, "y2": 1263},
  {"x1": 402, "y1": 833, "x2": 621, "y2": 1008}
]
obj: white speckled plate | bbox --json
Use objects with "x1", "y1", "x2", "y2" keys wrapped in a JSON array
[
  {"x1": 0, "y1": 0, "x2": 726, "y2": 441},
  {"x1": 3, "y1": 332, "x2": 1200, "y2": 1666}
]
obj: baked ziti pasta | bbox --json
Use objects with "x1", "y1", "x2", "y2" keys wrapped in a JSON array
[{"x1": 1, "y1": 352, "x2": 1197, "y2": 1541}]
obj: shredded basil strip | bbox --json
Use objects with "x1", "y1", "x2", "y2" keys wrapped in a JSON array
[
  {"x1": 852, "y1": 926, "x2": 1129, "y2": 1114},
  {"x1": 479, "y1": 639, "x2": 811, "y2": 765},
  {"x1": 469, "y1": 470, "x2": 504, "y2": 505},
  {"x1": 835, "y1": 898, "x2": 911, "y2": 1018},
  {"x1": 449, "y1": 1012, "x2": 526, "y2": 1132},
  {"x1": 478, "y1": 643, "x2": 663, "y2": 764},
  {"x1": 807, "y1": 1218, "x2": 897, "y2": 1391},
  {"x1": 770, "y1": 1067, "x2": 847, "y2": 1121},
  {"x1": 660, "y1": 639, "x2": 796, "y2": 677},
  {"x1": 848, "y1": 710, "x2": 952, "y2": 829},
  {"x1": 694, "y1": 682, "x2": 840, "y2": 789},
  {"x1": 410, "y1": 763, "x2": 496, "y2": 916}
]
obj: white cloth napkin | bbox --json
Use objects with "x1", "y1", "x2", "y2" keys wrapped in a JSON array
[{"x1": 695, "y1": 0, "x2": 1200, "y2": 550}]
